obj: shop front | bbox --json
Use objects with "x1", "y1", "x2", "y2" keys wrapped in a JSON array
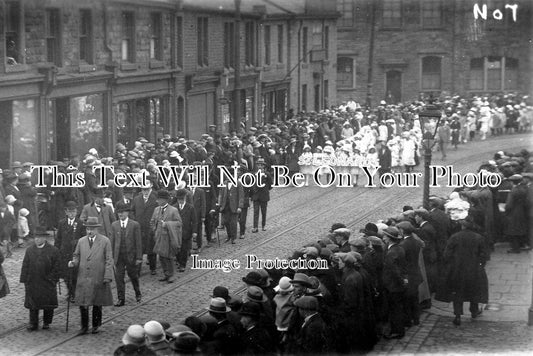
[{"x1": 261, "y1": 79, "x2": 290, "y2": 124}]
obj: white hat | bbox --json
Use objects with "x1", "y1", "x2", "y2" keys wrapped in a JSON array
[
  {"x1": 144, "y1": 321, "x2": 166, "y2": 342},
  {"x1": 19, "y1": 208, "x2": 29, "y2": 217},
  {"x1": 274, "y1": 276, "x2": 294, "y2": 293},
  {"x1": 122, "y1": 324, "x2": 146, "y2": 346}
]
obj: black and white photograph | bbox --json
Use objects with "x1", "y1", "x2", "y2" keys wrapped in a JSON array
[{"x1": 0, "y1": 0, "x2": 532, "y2": 354}]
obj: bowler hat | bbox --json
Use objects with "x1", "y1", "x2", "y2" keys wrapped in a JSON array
[
  {"x1": 84, "y1": 216, "x2": 102, "y2": 227},
  {"x1": 206, "y1": 297, "x2": 230, "y2": 313},
  {"x1": 360, "y1": 222, "x2": 378, "y2": 235},
  {"x1": 290, "y1": 273, "x2": 312, "y2": 288},
  {"x1": 294, "y1": 296, "x2": 318, "y2": 311},
  {"x1": 239, "y1": 302, "x2": 261, "y2": 318},
  {"x1": 243, "y1": 286, "x2": 268, "y2": 303},
  {"x1": 115, "y1": 201, "x2": 131, "y2": 213},
  {"x1": 211, "y1": 286, "x2": 229, "y2": 300},
  {"x1": 157, "y1": 190, "x2": 170, "y2": 200},
  {"x1": 34, "y1": 226, "x2": 51, "y2": 237},
  {"x1": 242, "y1": 271, "x2": 264, "y2": 287},
  {"x1": 169, "y1": 331, "x2": 200, "y2": 353},
  {"x1": 175, "y1": 188, "x2": 188, "y2": 199}
]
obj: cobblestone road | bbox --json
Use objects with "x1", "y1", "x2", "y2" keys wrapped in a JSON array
[{"x1": 0, "y1": 133, "x2": 532, "y2": 355}]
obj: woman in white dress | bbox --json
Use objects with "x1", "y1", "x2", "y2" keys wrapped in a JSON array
[{"x1": 400, "y1": 132, "x2": 416, "y2": 173}]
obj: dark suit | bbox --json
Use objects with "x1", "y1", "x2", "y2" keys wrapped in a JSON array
[
  {"x1": 417, "y1": 221, "x2": 439, "y2": 293},
  {"x1": 293, "y1": 313, "x2": 328, "y2": 354},
  {"x1": 131, "y1": 190, "x2": 158, "y2": 271},
  {"x1": 110, "y1": 219, "x2": 142, "y2": 301},
  {"x1": 55, "y1": 217, "x2": 85, "y2": 297},
  {"x1": 383, "y1": 243, "x2": 407, "y2": 335},
  {"x1": 240, "y1": 324, "x2": 275, "y2": 355},
  {"x1": 251, "y1": 171, "x2": 272, "y2": 230},
  {"x1": 400, "y1": 235, "x2": 424, "y2": 325},
  {"x1": 175, "y1": 202, "x2": 196, "y2": 269},
  {"x1": 190, "y1": 187, "x2": 206, "y2": 248},
  {"x1": 428, "y1": 208, "x2": 451, "y2": 260},
  {"x1": 218, "y1": 183, "x2": 244, "y2": 242},
  {"x1": 80, "y1": 202, "x2": 116, "y2": 237}
]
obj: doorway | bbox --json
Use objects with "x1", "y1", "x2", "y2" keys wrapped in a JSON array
[{"x1": 385, "y1": 70, "x2": 402, "y2": 104}]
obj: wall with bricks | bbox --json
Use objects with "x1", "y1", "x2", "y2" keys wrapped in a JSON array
[{"x1": 336, "y1": 0, "x2": 531, "y2": 106}]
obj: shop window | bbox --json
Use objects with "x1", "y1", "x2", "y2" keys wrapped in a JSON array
[
  {"x1": 421, "y1": 0, "x2": 442, "y2": 28},
  {"x1": 70, "y1": 95, "x2": 104, "y2": 158},
  {"x1": 337, "y1": 0, "x2": 354, "y2": 28},
  {"x1": 277, "y1": 25, "x2": 284, "y2": 63},
  {"x1": 12, "y1": 100, "x2": 38, "y2": 163},
  {"x1": 469, "y1": 56, "x2": 518, "y2": 91},
  {"x1": 121, "y1": 12, "x2": 135, "y2": 62},
  {"x1": 245, "y1": 22, "x2": 256, "y2": 66},
  {"x1": 337, "y1": 57, "x2": 355, "y2": 88},
  {"x1": 197, "y1": 17, "x2": 209, "y2": 66},
  {"x1": 46, "y1": 8, "x2": 62, "y2": 67},
  {"x1": 150, "y1": 13, "x2": 162, "y2": 60},
  {"x1": 224, "y1": 22, "x2": 235, "y2": 69},
  {"x1": 421, "y1": 56, "x2": 441, "y2": 90},
  {"x1": 264, "y1": 25, "x2": 271, "y2": 65},
  {"x1": 5, "y1": 1, "x2": 23, "y2": 66},
  {"x1": 79, "y1": 9, "x2": 93, "y2": 64},
  {"x1": 382, "y1": 0, "x2": 402, "y2": 28}
]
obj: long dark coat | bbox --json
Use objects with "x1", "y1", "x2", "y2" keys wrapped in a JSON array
[
  {"x1": 131, "y1": 190, "x2": 158, "y2": 255},
  {"x1": 438, "y1": 229, "x2": 488, "y2": 304},
  {"x1": 0, "y1": 250, "x2": 10, "y2": 298},
  {"x1": 54, "y1": 217, "x2": 85, "y2": 279},
  {"x1": 19, "y1": 242, "x2": 60, "y2": 309},
  {"x1": 72, "y1": 233, "x2": 114, "y2": 306},
  {"x1": 504, "y1": 183, "x2": 529, "y2": 236}
]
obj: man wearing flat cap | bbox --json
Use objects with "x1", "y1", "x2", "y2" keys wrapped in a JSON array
[
  {"x1": 68, "y1": 217, "x2": 114, "y2": 335},
  {"x1": 333, "y1": 228, "x2": 351, "y2": 252},
  {"x1": 381, "y1": 226, "x2": 407, "y2": 339},
  {"x1": 110, "y1": 202, "x2": 142, "y2": 306},
  {"x1": 239, "y1": 302, "x2": 276, "y2": 355},
  {"x1": 55, "y1": 201, "x2": 85, "y2": 302},
  {"x1": 289, "y1": 296, "x2": 328, "y2": 354}
]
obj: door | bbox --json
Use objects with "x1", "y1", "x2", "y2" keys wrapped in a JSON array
[
  {"x1": 188, "y1": 92, "x2": 214, "y2": 139},
  {"x1": 314, "y1": 84, "x2": 320, "y2": 112},
  {"x1": 386, "y1": 70, "x2": 402, "y2": 104}
]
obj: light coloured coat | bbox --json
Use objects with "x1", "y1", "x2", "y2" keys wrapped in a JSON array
[{"x1": 72, "y1": 233, "x2": 114, "y2": 306}]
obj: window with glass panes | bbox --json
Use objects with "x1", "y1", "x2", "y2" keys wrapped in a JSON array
[
  {"x1": 224, "y1": 22, "x2": 235, "y2": 68},
  {"x1": 382, "y1": 0, "x2": 402, "y2": 28},
  {"x1": 337, "y1": 57, "x2": 355, "y2": 88},
  {"x1": 337, "y1": 0, "x2": 354, "y2": 27},
  {"x1": 264, "y1": 25, "x2": 271, "y2": 65},
  {"x1": 150, "y1": 13, "x2": 162, "y2": 60},
  {"x1": 5, "y1": 1, "x2": 22, "y2": 65},
  {"x1": 469, "y1": 56, "x2": 519, "y2": 91},
  {"x1": 277, "y1": 25, "x2": 283, "y2": 63},
  {"x1": 79, "y1": 9, "x2": 93, "y2": 63},
  {"x1": 46, "y1": 8, "x2": 61, "y2": 66},
  {"x1": 121, "y1": 12, "x2": 135, "y2": 62},
  {"x1": 245, "y1": 22, "x2": 255, "y2": 66},
  {"x1": 197, "y1": 17, "x2": 209, "y2": 66},
  {"x1": 421, "y1": 0, "x2": 442, "y2": 28},
  {"x1": 421, "y1": 56, "x2": 441, "y2": 90}
]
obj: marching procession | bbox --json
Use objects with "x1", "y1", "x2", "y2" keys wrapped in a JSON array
[{"x1": 0, "y1": 93, "x2": 532, "y2": 355}]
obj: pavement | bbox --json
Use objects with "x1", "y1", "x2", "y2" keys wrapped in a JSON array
[{"x1": 0, "y1": 132, "x2": 532, "y2": 355}]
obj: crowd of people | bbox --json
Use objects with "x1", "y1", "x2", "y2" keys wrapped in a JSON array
[{"x1": 0, "y1": 92, "x2": 531, "y2": 355}]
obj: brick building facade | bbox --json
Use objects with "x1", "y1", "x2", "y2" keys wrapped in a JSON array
[
  {"x1": 0, "y1": 0, "x2": 337, "y2": 166},
  {"x1": 335, "y1": 0, "x2": 532, "y2": 106}
]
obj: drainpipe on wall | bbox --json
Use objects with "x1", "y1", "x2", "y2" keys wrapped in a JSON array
[
  {"x1": 297, "y1": 20, "x2": 303, "y2": 111},
  {"x1": 233, "y1": 0, "x2": 242, "y2": 132},
  {"x1": 366, "y1": 0, "x2": 376, "y2": 108},
  {"x1": 103, "y1": 2, "x2": 116, "y2": 153}
]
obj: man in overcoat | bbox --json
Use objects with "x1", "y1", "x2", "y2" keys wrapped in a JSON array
[
  {"x1": 69, "y1": 216, "x2": 114, "y2": 335},
  {"x1": 292, "y1": 296, "x2": 328, "y2": 354},
  {"x1": 20, "y1": 226, "x2": 61, "y2": 331},
  {"x1": 150, "y1": 190, "x2": 181, "y2": 283},
  {"x1": 54, "y1": 201, "x2": 85, "y2": 302},
  {"x1": 251, "y1": 158, "x2": 272, "y2": 232},
  {"x1": 382, "y1": 226, "x2": 407, "y2": 339},
  {"x1": 110, "y1": 202, "x2": 143, "y2": 306},
  {"x1": 216, "y1": 177, "x2": 244, "y2": 244},
  {"x1": 174, "y1": 188, "x2": 197, "y2": 272},
  {"x1": 189, "y1": 180, "x2": 206, "y2": 251},
  {"x1": 414, "y1": 208, "x2": 439, "y2": 293},
  {"x1": 504, "y1": 174, "x2": 529, "y2": 253},
  {"x1": 80, "y1": 197, "x2": 116, "y2": 237},
  {"x1": 131, "y1": 179, "x2": 159, "y2": 275}
]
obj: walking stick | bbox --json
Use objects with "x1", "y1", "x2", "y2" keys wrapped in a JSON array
[{"x1": 66, "y1": 267, "x2": 72, "y2": 332}]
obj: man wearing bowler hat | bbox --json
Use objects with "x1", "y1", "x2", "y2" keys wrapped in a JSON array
[
  {"x1": 68, "y1": 216, "x2": 114, "y2": 335},
  {"x1": 110, "y1": 201, "x2": 143, "y2": 306},
  {"x1": 54, "y1": 201, "x2": 85, "y2": 302},
  {"x1": 20, "y1": 226, "x2": 61, "y2": 331}
]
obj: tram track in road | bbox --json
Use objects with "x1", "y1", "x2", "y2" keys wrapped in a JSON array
[{"x1": 8, "y1": 134, "x2": 533, "y2": 355}]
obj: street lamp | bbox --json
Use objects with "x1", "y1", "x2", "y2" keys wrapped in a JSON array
[{"x1": 418, "y1": 104, "x2": 442, "y2": 209}]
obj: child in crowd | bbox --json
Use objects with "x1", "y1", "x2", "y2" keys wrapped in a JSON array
[{"x1": 17, "y1": 208, "x2": 30, "y2": 247}]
